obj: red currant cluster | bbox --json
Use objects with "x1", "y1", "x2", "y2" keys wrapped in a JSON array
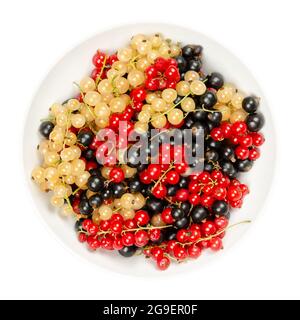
[
  {"x1": 33, "y1": 34, "x2": 266, "y2": 271},
  {"x1": 211, "y1": 121, "x2": 265, "y2": 162},
  {"x1": 145, "y1": 57, "x2": 180, "y2": 91}
]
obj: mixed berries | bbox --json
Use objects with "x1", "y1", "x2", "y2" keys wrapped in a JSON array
[{"x1": 32, "y1": 33, "x2": 265, "y2": 271}]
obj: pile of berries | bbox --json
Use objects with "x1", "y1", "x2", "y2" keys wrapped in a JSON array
[{"x1": 32, "y1": 33, "x2": 265, "y2": 270}]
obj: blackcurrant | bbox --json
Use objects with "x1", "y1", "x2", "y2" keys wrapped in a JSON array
[
  {"x1": 175, "y1": 55, "x2": 187, "y2": 72},
  {"x1": 242, "y1": 96, "x2": 259, "y2": 114},
  {"x1": 181, "y1": 202, "x2": 191, "y2": 215},
  {"x1": 102, "y1": 188, "x2": 113, "y2": 200},
  {"x1": 74, "y1": 218, "x2": 85, "y2": 231},
  {"x1": 165, "y1": 228, "x2": 177, "y2": 241},
  {"x1": 118, "y1": 245, "x2": 137, "y2": 257},
  {"x1": 128, "y1": 178, "x2": 143, "y2": 193},
  {"x1": 39, "y1": 121, "x2": 54, "y2": 138},
  {"x1": 178, "y1": 177, "x2": 189, "y2": 189},
  {"x1": 167, "y1": 185, "x2": 178, "y2": 197},
  {"x1": 235, "y1": 159, "x2": 254, "y2": 172},
  {"x1": 79, "y1": 200, "x2": 93, "y2": 215},
  {"x1": 171, "y1": 207, "x2": 185, "y2": 220},
  {"x1": 82, "y1": 149, "x2": 95, "y2": 161},
  {"x1": 221, "y1": 161, "x2": 238, "y2": 178},
  {"x1": 211, "y1": 200, "x2": 229, "y2": 216},
  {"x1": 112, "y1": 183, "x2": 126, "y2": 198},
  {"x1": 182, "y1": 45, "x2": 194, "y2": 58},
  {"x1": 191, "y1": 205, "x2": 209, "y2": 223},
  {"x1": 146, "y1": 197, "x2": 165, "y2": 214},
  {"x1": 77, "y1": 131, "x2": 93, "y2": 147},
  {"x1": 188, "y1": 59, "x2": 202, "y2": 72},
  {"x1": 246, "y1": 113, "x2": 265, "y2": 132},
  {"x1": 192, "y1": 109, "x2": 207, "y2": 122},
  {"x1": 205, "y1": 149, "x2": 219, "y2": 162},
  {"x1": 200, "y1": 91, "x2": 217, "y2": 109},
  {"x1": 175, "y1": 217, "x2": 189, "y2": 229},
  {"x1": 207, "y1": 111, "x2": 222, "y2": 125},
  {"x1": 88, "y1": 194, "x2": 103, "y2": 209},
  {"x1": 207, "y1": 72, "x2": 224, "y2": 90},
  {"x1": 87, "y1": 175, "x2": 104, "y2": 192},
  {"x1": 219, "y1": 145, "x2": 235, "y2": 160}
]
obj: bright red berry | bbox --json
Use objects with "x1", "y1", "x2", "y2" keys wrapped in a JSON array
[
  {"x1": 165, "y1": 170, "x2": 180, "y2": 185},
  {"x1": 176, "y1": 229, "x2": 189, "y2": 243},
  {"x1": 201, "y1": 221, "x2": 217, "y2": 237},
  {"x1": 82, "y1": 219, "x2": 92, "y2": 230},
  {"x1": 250, "y1": 132, "x2": 265, "y2": 146},
  {"x1": 157, "y1": 255, "x2": 170, "y2": 270},
  {"x1": 113, "y1": 237, "x2": 123, "y2": 250},
  {"x1": 78, "y1": 233, "x2": 87, "y2": 243},
  {"x1": 87, "y1": 223, "x2": 99, "y2": 236},
  {"x1": 161, "y1": 208, "x2": 175, "y2": 224},
  {"x1": 147, "y1": 164, "x2": 162, "y2": 180},
  {"x1": 130, "y1": 86, "x2": 146, "y2": 102},
  {"x1": 134, "y1": 210, "x2": 150, "y2": 226},
  {"x1": 151, "y1": 247, "x2": 164, "y2": 260},
  {"x1": 249, "y1": 147, "x2": 260, "y2": 160},
  {"x1": 209, "y1": 237, "x2": 223, "y2": 251},
  {"x1": 92, "y1": 51, "x2": 106, "y2": 68},
  {"x1": 152, "y1": 184, "x2": 167, "y2": 199},
  {"x1": 227, "y1": 186, "x2": 243, "y2": 202},
  {"x1": 110, "y1": 220, "x2": 123, "y2": 234},
  {"x1": 149, "y1": 229, "x2": 161, "y2": 242},
  {"x1": 175, "y1": 188, "x2": 189, "y2": 202},
  {"x1": 214, "y1": 217, "x2": 229, "y2": 231},
  {"x1": 134, "y1": 230, "x2": 150, "y2": 247},
  {"x1": 238, "y1": 135, "x2": 253, "y2": 148},
  {"x1": 211, "y1": 127, "x2": 224, "y2": 141},
  {"x1": 235, "y1": 146, "x2": 250, "y2": 160},
  {"x1": 231, "y1": 121, "x2": 247, "y2": 135},
  {"x1": 189, "y1": 193, "x2": 201, "y2": 205},
  {"x1": 173, "y1": 244, "x2": 187, "y2": 260},
  {"x1": 122, "y1": 233, "x2": 135, "y2": 246},
  {"x1": 188, "y1": 244, "x2": 202, "y2": 258},
  {"x1": 109, "y1": 167, "x2": 125, "y2": 183}
]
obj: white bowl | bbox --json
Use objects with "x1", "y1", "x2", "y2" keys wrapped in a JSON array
[{"x1": 23, "y1": 23, "x2": 276, "y2": 276}]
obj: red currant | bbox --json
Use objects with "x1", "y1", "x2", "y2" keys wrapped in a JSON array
[
  {"x1": 78, "y1": 233, "x2": 87, "y2": 243},
  {"x1": 134, "y1": 210, "x2": 150, "y2": 226},
  {"x1": 157, "y1": 255, "x2": 170, "y2": 271},
  {"x1": 235, "y1": 146, "x2": 250, "y2": 160},
  {"x1": 250, "y1": 132, "x2": 265, "y2": 146},
  {"x1": 153, "y1": 184, "x2": 167, "y2": 199},
  {"x1": 211, "y1": 127, "x2": 224, "y2": 141},
  {"x1": 92, "y1": 50, "x2": 106, "y2": 68},
  {"x1": 165, "y1": 170, "x2": 180, "y2": 185},
  {"x1": 110, "y1": 220, "x2": 123, "y2": 234},
  {"x1": 161, "y1": 208, "x2": 175, "y2": 224},
  {"x1": 109, "y1": 167, "x2": 125, "y2": 183},
  {"x1": 201, "y1": 221, "x2": 217, "y2": 237},
  {"x1": 238, "y1": 135, "x2": 253, "y2": 148},
  {"x1": 209, "y1": 237, "x2": 223, "y2": 251},
  {"x1": 231, "y1": 121, "x2": 247, "y2": 135},
  {"x1": 113, "y1": 237, "x2": 123, "y2": 250},
  {"x1": 130, "y1": 86, "x2": 146, "y2": 102},
  {"x1": 187, "y1": 244, "x2": 202, "y2": 258},
  {"x1": 214, "y1": 217, "x2": 229, "y2": 231},
  {"x1": 147, "y1": 164, "x2": 162, "y2": 180},
  {"x1": 173, "y1": 244, "x2": 187, "y2": 260},
  {"x1": 227, "y1": 186, "x2": 243, "y2": 202},
  {"x1": 122, "y1": 233, "x2": 135, "y2": 246},
  {"x1": 151, "y1": 247, "x2": 164, "y2": 260},
  {"x1": 176, "y1": 229, "x2": 189, "y2": 243},
  {"x1": 249, "y1": 147, "x2": 260, "y2": 160},
  {"x1": 149, "y1": 229, "x2": 161, "y2": 242},
  {"x1": 175, "y1": 188, "x2": 189, "y2": 202},
  {"x1": 134, "y1": 230, "x2": 149, "y2": 247},
  {"x1": 189, "y1": 193, "x2": 201, "y2": 205}
]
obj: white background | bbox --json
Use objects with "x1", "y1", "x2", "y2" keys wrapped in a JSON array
[{"x1": 0, "y1": 0, "x2": 299, "y2": 300}]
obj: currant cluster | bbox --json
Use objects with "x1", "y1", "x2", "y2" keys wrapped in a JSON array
[{"x1": 32, "y1": 33, "x2": 265, "y2": 271}]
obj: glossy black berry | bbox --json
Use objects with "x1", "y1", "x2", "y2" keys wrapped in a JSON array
[
  {"x1": 88, "y1": 194, "x2": 103, "y2": 209},
  {"x1": 207, "y1": 72, "x2": 224, "y2": 90},
  {"x1": 77, "y1": 131, "x2": 93, "y2": 147},
  {"x1": 200, "y1": 91, "x2": 217, "y2": 109},
  {"x1": 128, "y1": 178, "x2": 143, "y2": 193},
  {"x1": 182, "y1": 45, "x2": 194, "y2": 58},
  {"x1": 89, "y1": 168, "x2": 102, "y2": 177},
  {"x1": 188, "y1": 59, "x2": 202, "y2": 72},
  {"x1": 221, "y1": 161, "x2": 238, "y2": 178},
  {"x1": 39, "y1": 121, "x2": 54, "y2": 138},
  {"x1": 118, "y1": 246, "x2": 137, "y2": 257},
  {"x1": 235, "y1": 159, "x2": 254, "y2": 172},
  {"x1": 191, "y1": 121, "x2": 208, "y2": 137},
  {"x1": 178, "y1": 177, "x2": 189, "y2": 189},
  {"x1": 175, "y1": 55, "x2": 187, "y2": 72},
  {"x1": 102, "y1": 188, "x2": 113, "y2": 200},
  {"x1": 192, "y1": 109, "x2": 207, "y2": 122},
  {"x1": 246, "y1": 113, "x2": 265, "y2": 132},
  {"x1": 175, "y1": 217, "x2": 189, "y2": 229},
  {"x1": 242, "y1": 96, "x2": 259, "y2": 114},
  {"x1": 79, "y1": 200, "x2": 93, "y2": 215},
  {"x1": 219, "y1": 145, "x2": 235, "y2": 160},
  {"x1": 75, "y1": 218, "x2": 85, "y2": 231},
  {"x1": 112, "y1": 183, "x2": 126, "y2": 198},
  {"x1": 206, "y1": 137, "x2": 222, "y2": 149},
  {"x1": 165, "y1": 228, "x2": 177, "y2": 241},
  {"x1": 191, "y1": 206, "x2": 209, "y2": 223},
  {"x1": 212, "y1": 200, "x2": 229, "y2": 216},
  {"x1": 204, "y1": 161, "x2": 214, "y2": 172},
  {"x1": 167, "y1": 185, "x2": 178, "y2": 197},
  {"x1": 193, "y1": 45, "x2": 203, "y2": 56},
  {"x1": 82, "y1": 149, "x2": 95, "y2": 161},
  {"x1": 171, "y1": 207, "x2": 185, "y2": 220},
  {"x1": 146, "y1": 197, "x2": 165, "y2": 214},
  {"x1": 87, "y1": 175, "x2": 104, "y2": 192},
  {"x1": 207, "y1": 111, "x2": 222, "y2": 125},
  {"x1": 181, "y1": 202, "x2": 191, "y2": 215}
]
